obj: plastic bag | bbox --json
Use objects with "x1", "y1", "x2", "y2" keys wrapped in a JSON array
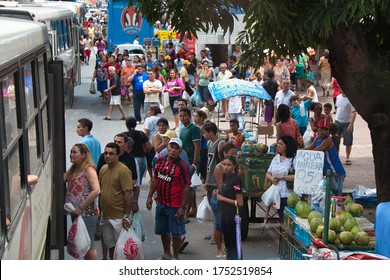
[
  {"x1": 89, "y1": 81, "x2": 96, "y2": 94},
  {"x1": 190, "y1": 172, "x2": 202, "y2": 188},
  {"x1": 161, "y1": 92, "x2": 169, "y2": 108},
  {"x1": 67, "y1": 216, "x2": 91, "y2": 259},
  {"x1": 311, "y1": 178, "x2": 326, "y2": 214},
  {"x1": 261, "y1": 184, "x2": 281, "y2": 209},
  {"x1": 182, "y1": 90, "x2": 190, "y2": 101},
  {"x1": 190, "y1": 90, "x2": 203, "y2": 106},
  {"x1": 159, "y1": 103, "x2": 165, "y2": 114},
  {"x1": 196, "y1": 196, "x2": 214, "y2": 223},
  {"x1": 303, "y1": 129, "x2": 314, "y2": 147},
  {"x1": 131, "y1": 212, "x2": 145, "y2": 242},
  {"x1": 114, "y1": 227, "x2": 144, "y2": 260}
]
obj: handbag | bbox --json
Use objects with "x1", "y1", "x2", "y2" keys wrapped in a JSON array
[
  {"x1": 196, "y1": 196, "x2": 214, "y2": 223},
  {"x1": 89, "y1": 81, "x2": 96, "y2": 94}
]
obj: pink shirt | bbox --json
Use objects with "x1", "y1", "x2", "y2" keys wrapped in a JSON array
[{"x1": 163, "y1": 77, "x2": 184, "y2": 97}]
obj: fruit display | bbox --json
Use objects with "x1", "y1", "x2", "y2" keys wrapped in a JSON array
[
  {"x1": 338, "y1": 211, "x2": 353, "y2": 225},
  {"x1": 256, "y1": 143, "x2": 269, "y2": 154},
  {"x1": 355, "y1": 231, "x2": 370, "y2": 246},
  {"x1": 295, "y1": 201, "x2": 311, "y2": 218},
  {"x1": 329, "y1": 218, "x2": 341, "y2": 232},
  {"x1": 339, "y1": 231, "x2": 354, "y2": 245},
  {"x1": 343, "y1": 217, "x2": 358, "y2": 232},
  {"x1": 241, "y1": 141, "x2": 255, "y2": 153},
  {"x1": 307, "y1": 210, "x2": 322, "y2": 223},
  {"x1": 309, "y1": 217, "x2": 323, "y2": 233},
  {"x1": 287, "y1": 193, "x2": 300, "y2": 208},
  {"x1": 327, "y1": 230, "x2": 337, "y2": 244},
  {"x1": 350, "y1": 203, "x2": 364, "y2": 217}
]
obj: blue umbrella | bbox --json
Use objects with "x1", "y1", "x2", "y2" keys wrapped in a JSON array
[
  {"x1": 235, "y1": 209, "x2": 242, "y2": 260},
  {"x1": 208, "y1": 79, "x2": 271, "y2": 102}
]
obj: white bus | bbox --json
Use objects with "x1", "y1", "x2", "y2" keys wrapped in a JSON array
[
  {"x1": 0, "y1": 4, "x2": 81, "y2": 108},
  {"x1": 0, "y1": 17, "x2": 66, "y2": 260}
]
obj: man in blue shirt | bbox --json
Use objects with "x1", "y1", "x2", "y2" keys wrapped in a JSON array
[
  {"x1": 128, "y1": 64, "x2": 149, "y2": 123},
  {"x1": 76, "y1": 118, "x2": 101, "y2": 166}
]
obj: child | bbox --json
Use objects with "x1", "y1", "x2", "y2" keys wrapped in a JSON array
[
  {"x1": 329, "y1": 123, "x2": 340, "y2": 153},
  {"x1": 214, "y1": 156, "x2": 244, "y2": 260},
  {"x1": 324, "y1": 103, "x2": 334, "y2": 123},
  {"x1": 290, "y1": 95, "x2": 312, "y2": 136},
  {"x1": 226, "y1": 119, "x2": 245, "y2": 148}
]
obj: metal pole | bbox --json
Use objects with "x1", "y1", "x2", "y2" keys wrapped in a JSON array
[{"x1": 323, "y1": 170, "x2": 332, "y2": 244}]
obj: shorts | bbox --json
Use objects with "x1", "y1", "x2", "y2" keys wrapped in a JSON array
[
  {"x1": 84, "y1": 49, "x2": 91, "y2": 57},
  {"x1": 169, "y1": 95, "x2": 181, "y2": 115},
  {"x1": 155, "y1": 202, "x2": 186, "y2": 238},
  {"x1": 335, "y1": 120, "x2": 353, "y2": 146},
  {"x1": 100, "y1": 217, "x2": 122, "y2": 248},
  {"x1": 330, "y1": 174, "x2": 346, "y2": 196},
  {"x1": 264, "y1": 104, "x2": 274, "y2": 123},
  {"x1": 110, "y1": 95, "x2": 122, "y2": 105},
  {"x1": 71, "y1": 215, "x2": 98, "y2": 250}
]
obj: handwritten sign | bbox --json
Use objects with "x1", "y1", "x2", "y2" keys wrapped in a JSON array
[{"x1": 294, "y1": 150, "x2": 324, "y2": 195}]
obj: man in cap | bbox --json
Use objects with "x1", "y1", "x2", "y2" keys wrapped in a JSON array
[
  {"x1": 305, "y1": 118, "x2": 346, "y2": 196},
  {"x1": 179, "y1": 60, "x2": 194, "y2": 96},
  {"x1": 146, "y1": 138, "x2": 191, "y2": 260},
  {"x1": 158, "y1": 130, "x2": 191, "y2": 168}
]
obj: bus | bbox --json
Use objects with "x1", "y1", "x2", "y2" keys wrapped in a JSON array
[
  {"x1": 0, "y1": 17, "x2": 66, "y2": 259},
  {"x1": 0, "y1": 4, "x2": 81, "y2": 108}
]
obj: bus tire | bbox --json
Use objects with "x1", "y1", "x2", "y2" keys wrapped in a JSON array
[
  {"x1": 64, "y1": 78, "x2": 74, "y2": 108},
  {"x1": 240, "y1": 200, "x2": 250, "y2": 241}
]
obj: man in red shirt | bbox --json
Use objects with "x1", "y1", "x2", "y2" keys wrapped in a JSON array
[
  {"x1": 104, "y1": 55, "x2": 121, "y2": 80},
  {"x1": 146, "y1": 138, "x2": 191, "y2": 260}
]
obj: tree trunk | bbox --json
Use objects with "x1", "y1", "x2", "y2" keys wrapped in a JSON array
[{"x1": 328, "y1": 24, "x2": 390, "y2": 202}]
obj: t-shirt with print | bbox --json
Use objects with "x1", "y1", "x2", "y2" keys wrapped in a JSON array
[{"x1": 220, "y1": 173, "x2": 242, "y2": 215}]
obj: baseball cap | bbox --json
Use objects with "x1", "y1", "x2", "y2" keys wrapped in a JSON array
[
  {"x1": 169, "y1": 138, "x2": 182, "y2": 148},
  {"x1": 183, "y1": 60, "x2": 191, "y2": 65},
  {"x1": 318, "y1": 118, "x2": 330, "y2": 129},
  {"x1": 164, "y1": 55, "x2": 171, "y2": 60},
  {"x1": 205, "y1": 47, "x2": 210, "y2": 51},
  {"x1": 160, "y1": 130, "x2": 177, "y2": 139}
]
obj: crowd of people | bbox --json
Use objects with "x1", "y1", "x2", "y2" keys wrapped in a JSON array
[{"x1": 68, "y1": 33, "x2": 359, "y2": 260}]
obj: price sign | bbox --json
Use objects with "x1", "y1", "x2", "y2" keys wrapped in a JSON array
[{"x1": 294, "y1": 150, "x2": 324, "y2": 195}]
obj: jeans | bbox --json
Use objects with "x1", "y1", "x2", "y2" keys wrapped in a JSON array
[
  {"x1": 133, "y1": 91, "x2": 145, "y2": 122},
  {"x1": 198, "y1": 85, "x2": 210, "y2": 102},
  {"x1": 134, "y1": 156, "x2": 147, "y2": 186}
]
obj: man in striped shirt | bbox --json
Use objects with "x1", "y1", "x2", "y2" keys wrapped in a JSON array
[{"x1": 146, "y1": 138, "x2": 191, "y2": 260}]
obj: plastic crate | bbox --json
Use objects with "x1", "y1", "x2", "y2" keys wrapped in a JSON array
[
  {"x1": 294, "y1": 218, "x2": 312, "y2": 247},
  {"x1": 283, "y1": 207, "x2": 296, "y2": 233},
  {"x1": 352, "y1": 191, "x2": 377, "y2": 207},
  {"x1": 277, "y1": 225, "x2": 309, "y2": 260}
]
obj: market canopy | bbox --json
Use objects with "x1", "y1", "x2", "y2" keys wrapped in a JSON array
[{"x1": 208, "y1": 79, "x2": 271, "y2": 102}]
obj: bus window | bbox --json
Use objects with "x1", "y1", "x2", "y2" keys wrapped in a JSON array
[
  {"x1": 37, "y1": 55, "x2": 47, "y2": 102},
  {"x1": 5, "y1": 145, "x2": 25, "y2": 225},
  {"x1": 63, "y1": 19, "x2": 69, "y2": 50},
  {"x1": 23, "y1": 64, "x2": 35, "y2": 120},
  {"x1": 27, "y1": 120, "x2": 38, "y2": 173},
  {"x1": 1, "y1": 74, "x2": 18, "y2": 146},
  {"x1": 58, "y1": 20, "x2": 65, "y2": 52},
  {"x1": 41, "y1": 104, "x2": 49, "y2": 153}
]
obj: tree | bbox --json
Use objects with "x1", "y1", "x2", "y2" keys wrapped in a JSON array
[{"x1": 132, "y1": 0, "x2": 390, "y2": 202}]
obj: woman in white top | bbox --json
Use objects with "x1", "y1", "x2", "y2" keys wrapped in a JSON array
[{"x1": 304, "y1": 78, "x2": 319, "y2": 102}]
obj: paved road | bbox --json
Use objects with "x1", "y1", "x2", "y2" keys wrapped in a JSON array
[{"x1": 64, "y1": 54, "x2": 375, "y2": 260}]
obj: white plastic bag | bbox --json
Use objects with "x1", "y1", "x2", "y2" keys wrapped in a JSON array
[
  {"x1": 161, "y1": 92, "x2": 169, "y2": 108},
  {"x1": 303, "y1": 128, "x2": 314, "y2": 147},
  {"x1": 131, "y1": 212, "x2": 145, "y2": 242},
  {"x1": 114, "y1": 227, "x2": 144, "y2": 260},
  {"x1": 182, "y1": 90, "x2": 190, "y2": 101},
  {"x1": 190, "y1": 172, "x2": 202, "y2": 188},
  {"x1": 67, "y1": 216, "x2": 91, "y2": 259},
  {"x1": 196, "y1": 196, "x2": 214, "y2": 223},
  {"x1": 159, "y1": 102, "x2": 165, "y2": 114},
  {"x1": 261, "y1": 184, "x2": 281, "y2": 209}
]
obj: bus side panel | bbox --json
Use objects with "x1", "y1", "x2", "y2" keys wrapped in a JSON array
[
  {"x1": 1, "y1": 202, "x2": 32, "y2": 260},
  {"x1": 30, "y1": 152, "x2": 52, "y2": 259},
  {"x1": 107, "y1": 1, "x2": 154, "y2": 53}
]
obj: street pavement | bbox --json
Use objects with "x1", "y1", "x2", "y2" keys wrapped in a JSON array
[{"x1": 64, "y1": 54, "x2": 375, "y2": 260}]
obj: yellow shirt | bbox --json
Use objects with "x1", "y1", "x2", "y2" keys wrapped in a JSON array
[{"x1": 319, "y1": 56, "x2": 331, "y2": 74}]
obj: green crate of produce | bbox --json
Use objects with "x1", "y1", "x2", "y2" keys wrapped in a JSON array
[{"x1": 244, "y1": 154, "x2": 274, "y2": 193}]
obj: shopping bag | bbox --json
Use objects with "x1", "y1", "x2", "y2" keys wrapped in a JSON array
[
  {"x1": 131, "y1": 212, "x2": 145, "y2": 242},
  {"x1": 161, "y1": 92, "x2": 169, "y2": 108},
  {"x1": 190, "y1": 172, "x2": 202, "y2": 188},
  {"x1": 303, "y1": 128, "x2": 314, "y2": 147},
  {"x1": 159, "y1": 103, "x2": 165, "y2": 114},
  {"x1": 182, "y1": 90, "x2": 190, "y2": 101},
  {"x1": 190, "y1": 90, "x2": 203, "y2": 106},
  {"x1": 196, "y1": 196, "x2": 214, "y2": 223},
  {"x1": 114, "y1": 227, "x2": 144, "y2": 260},
  {"x1": 121, "y1": 86, "x2": 127, "y2": 97},
  {"x1": 67, "y1": 216, "x2": 91, "y2": 259},
  {"x1": 261, "y1": 184, "x2": 281, "y2": 209},
  {"x1": 89, "y1": 81, "x2": 96, "y2": 94}
]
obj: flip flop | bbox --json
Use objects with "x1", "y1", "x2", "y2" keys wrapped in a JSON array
[
  {"x1": 345, "y1": 160, "x2": 352, "y2": 165},
  {"x1": 179, "y1": 241, "x2": 189, "y2": 253},
  {"x1": 216, "y1": 254, "x2": 226, "y2": 258},
  {"x1": 103, "y1": 116, "x2": 111, "y2": 120}
]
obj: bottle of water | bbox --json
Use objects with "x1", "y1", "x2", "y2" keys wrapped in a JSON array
[
  {"x1": 244, "y1": 144, "x2": 249, "y2": 153},
  {"x1": 269, "y1": 145, "x2": 275, "y2": 153}
]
